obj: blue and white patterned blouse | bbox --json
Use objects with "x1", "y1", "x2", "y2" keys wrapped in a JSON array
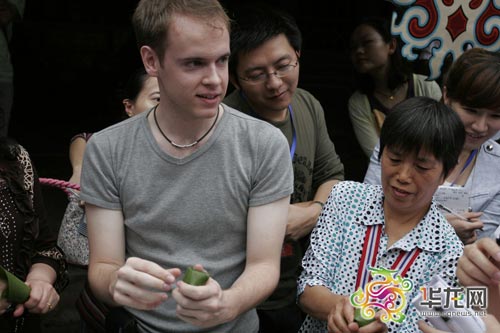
[{"x1": 298, "y1": 181, "x2": 464, "y2": 333}]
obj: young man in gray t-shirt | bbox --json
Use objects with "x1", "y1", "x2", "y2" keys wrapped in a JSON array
[{"x1": 80, "y1": 1, "x2": 293, "y2": 332}]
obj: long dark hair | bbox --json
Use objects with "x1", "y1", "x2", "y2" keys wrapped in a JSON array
[
  {"x1": 122, "y1": 67, "x2": 150, "y2": 102},
  {"x1": 351, "y1": 17, "x2": 412, "y2": 94}
]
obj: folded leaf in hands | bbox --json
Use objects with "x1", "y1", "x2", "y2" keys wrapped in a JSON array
[
  {"x1": 354, "y1": 307, "x2": 376, "y2": 327},
  {"x1": 0, "y1": 265, "x2": 31, "y2": 303},
  {"x1": 182, "y1": 266, "x2": 209, "y2": 286}
]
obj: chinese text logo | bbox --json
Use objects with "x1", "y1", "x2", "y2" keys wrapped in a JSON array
[{"x1": 418, "y1": 284, "x2": 487, "y2": 317}]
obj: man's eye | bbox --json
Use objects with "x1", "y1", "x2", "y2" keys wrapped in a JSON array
[
  {"x1": 186, "y1": 60, "x2": 203, "y2": 68},
  {"x1": 218, "y1": 56, "x2": 229, "y2": 65},
  {"x1": 248, "y1": 73, "x2": 265, "y2": 81}
]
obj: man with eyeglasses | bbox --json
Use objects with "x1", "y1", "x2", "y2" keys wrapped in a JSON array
[{"x1": 224, "y1": 4, "x2": 345, "y2": 333}]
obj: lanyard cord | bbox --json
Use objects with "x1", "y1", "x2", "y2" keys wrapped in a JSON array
[
  {"x1": 450, "y1": 149, "x2": 478, "y2": 186},
  {"x1": 356, "y1": 224, "x2": 421, "y2": 290},
  {"x1": 240, "y1": 91, "x2": 297, "y2": 160},
  {"x1": 288, "y1": 105, "x2": 297, "y2": 160}
]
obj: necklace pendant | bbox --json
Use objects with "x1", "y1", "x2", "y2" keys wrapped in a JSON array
[
  {"x1": 389, "y1": 96, "x2": 394, "y2": 100},
  {"x1": 169, "y1": 141, "x2": 199, "y2": 149}
]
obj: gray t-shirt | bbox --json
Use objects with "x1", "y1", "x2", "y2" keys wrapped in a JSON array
[{"x1": 80, "y1": 105, "x2": 294, "y2": 333}]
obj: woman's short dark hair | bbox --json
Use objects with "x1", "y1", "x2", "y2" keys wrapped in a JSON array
[
  {"x1": 444, "y1": 48, "x2": 500, "y2": 110},
  {"x1": 122, "y1": 67, "x2": 150, "y2": 102},
  {"x1": 351, "y1": 16, "x2": 412, "y2": 94},
  {"x1": 379, "y1": 97, "x2": 465, "y2": 176}
]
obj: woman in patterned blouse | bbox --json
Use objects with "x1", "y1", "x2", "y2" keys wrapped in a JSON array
[
  {"x1": 0, "y1": 137, "x2": 67, "y2": 332},
  {"x1": 298, "y1": 97, "x2": 465, "y2": 333}
]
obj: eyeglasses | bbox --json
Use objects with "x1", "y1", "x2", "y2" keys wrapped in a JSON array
[{"x1": 239, "y1": 61, "x2": 299, "y2": 84}]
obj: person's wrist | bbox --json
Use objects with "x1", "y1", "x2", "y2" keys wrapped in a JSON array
[
  {"x1": 108, "y1": 270, "x2": 120, "y2": 300},
  {"x1": 25, "y1": 277, "x2": 53, "y2": 287},
  {"x1": 312, "y1": 200, "x2": 324, "y2": 209},
  {"x1": 218, "y1": 289, "x2": 239, "y2": 324}
]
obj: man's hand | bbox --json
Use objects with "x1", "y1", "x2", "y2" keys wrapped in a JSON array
[
  {"x1": 457, "y1": 237, "x2": 500, "y2": 287},
  {"x1": 110, "y1": 257, "x2": 181, "y2": 310},
  {"x1": 286, "y1": 201, "x2": 322, "y2": 240},
  {"x1": 446, "y1": 211, "x2": 483, "y2": 244},
  {"x1": 173, "y1": 264, "x2": 235, "y2": 328}
]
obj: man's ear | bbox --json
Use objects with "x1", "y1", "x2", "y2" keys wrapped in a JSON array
[
  {"x1": 140, "y1": 45, "x2": 160, "y2": 77},
  {"x1": 123, "y1": 99, "x2": 134, "y2": 117}
]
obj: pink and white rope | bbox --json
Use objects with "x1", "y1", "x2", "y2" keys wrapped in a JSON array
[{"x1": 39, "y1": 177, "x2": 80, "y2": 196}]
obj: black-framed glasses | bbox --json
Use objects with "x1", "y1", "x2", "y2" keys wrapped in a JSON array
[{"x1": 239, "y1": 61, "x2": 299, "y2": 84}]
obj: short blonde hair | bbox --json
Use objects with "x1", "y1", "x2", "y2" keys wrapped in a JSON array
[{"x1": 132, "y1": 0, "x2": 230, "y2": 61}]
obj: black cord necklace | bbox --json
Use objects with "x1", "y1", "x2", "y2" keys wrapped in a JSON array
[{"x1": 153, "y1": 105, "x2": 220, "y2": 149}]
